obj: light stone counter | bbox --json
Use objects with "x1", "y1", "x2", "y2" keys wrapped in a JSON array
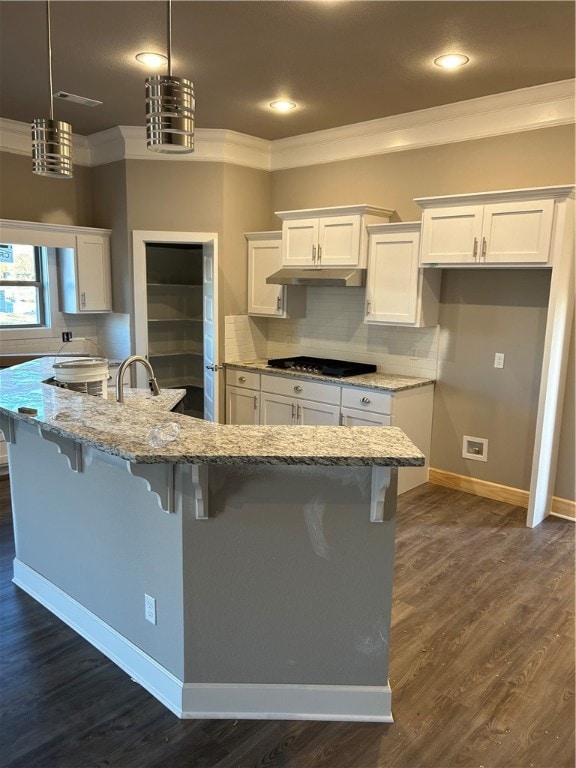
[
  {"x1": 0, "y1": 358, "x2": 424, "y2": 467},
  {"x1": 226, "y1": 359, "x2": 435, "y2": 392}
]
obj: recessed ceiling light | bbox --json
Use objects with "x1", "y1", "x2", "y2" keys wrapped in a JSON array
[
  {"x1": 270, "y1": 100, "x2": 297, "y2": 112},
  {"x1": 136, "y1": 52, "x2": 168, "y2": 68},
  {"x1": 434, "y1": 53, "x2": 470, "y2": 69}
]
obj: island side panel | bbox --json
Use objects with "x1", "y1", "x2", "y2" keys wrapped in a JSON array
[
  {"x1": 8, "y1": 420, "x2": 186, "y2": 680},
  {"x1": 182, "y1": 464, "x2": 398, "y2": 687}
]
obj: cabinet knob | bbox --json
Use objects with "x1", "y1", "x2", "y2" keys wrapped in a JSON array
[
  {"x1": 481, "y1": 236, "x2": 487, "y2": 261},
  {"x1": 312, "y1": 245, "x2": 317, "y2": 262},
  {"x1": 473, "y1": 237, "x2": 478, "y2": 260},
  {"x1": 81, "y1": 291, "x2": 86, "y2": 308},
  {"x1": 276, "y1": 296, "x2": 282, "y2": 311},
  {"x1": 317, "y1": 244, "x2": 322, "y2": 262},
  {"x1": 361, "y1": 396, "x2": 371, "y2": 404},
  {"x1": 294, "y1": 385, "x2": 303, "y2": 393},
  {"x1": 239, "y1": 376, "x2": 246, "y2": 383}
]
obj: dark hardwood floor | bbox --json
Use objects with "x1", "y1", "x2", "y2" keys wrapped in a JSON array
[{"x1": 0, "y1": 476, "x2": 574, "y2": 768}]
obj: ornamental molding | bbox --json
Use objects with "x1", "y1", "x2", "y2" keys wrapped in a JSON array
[{"x1": 1, "y1": 80, "x2": 573, "y2": 172}]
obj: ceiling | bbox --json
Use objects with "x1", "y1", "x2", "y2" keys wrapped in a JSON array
[{"x1": 0, "y1": 1, "x2": 574, "y2": 141}]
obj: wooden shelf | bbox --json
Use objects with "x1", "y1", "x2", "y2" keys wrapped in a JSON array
[
  {"x1": 149, "y1": 351, "x2": 203, "y2": 359},
  {"x1": 147, "y1": 283, "x2": 202, "y2": 289},
  {"x1": 147, "y1": 318, "x2": 202, "y2": 324}
]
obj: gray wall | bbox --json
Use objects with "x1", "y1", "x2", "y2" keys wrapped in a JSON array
[
  {"x1": 432, "y1": 269, "x2": 550, "y2": 490},
  {"x1": 0, "y1": 150, "x2": 93, "y2": 226}
]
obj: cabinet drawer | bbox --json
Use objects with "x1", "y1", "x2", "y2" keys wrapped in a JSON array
[
  {"x1": 341, "y1": 386, "x2": 392, "y2": 414},
  {"x1": 260, "y1": 374, "x2": 341, "y2": 405},
  {"x1": 226, "y1": 369, "x2": 260, "y2": 390}
]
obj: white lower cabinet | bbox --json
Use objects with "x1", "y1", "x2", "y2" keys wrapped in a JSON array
[
  {"x1": 341, "y1": 384, "x2": 434, "y2": 494},
  {"x1": 226, "y1": 385, "x2": 260, "y2": 425},
  {"x1": 225, "y1": 370, "x2": 260, "y2": 425},
  {"x1": 260, "y1": 374, "x2": 341, "y2": 425}
]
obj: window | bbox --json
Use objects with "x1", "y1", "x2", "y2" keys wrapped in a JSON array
[{"x1": 0, "y1": 244, "x2": 46, "y2": 328}]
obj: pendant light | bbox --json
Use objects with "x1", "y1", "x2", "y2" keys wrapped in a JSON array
[
  {"x1": 31, "y1": 0, "x2": 73, "y2": 179},
  {"x1": 145, "y1": 0, "x2": 195, "y2": 153}
]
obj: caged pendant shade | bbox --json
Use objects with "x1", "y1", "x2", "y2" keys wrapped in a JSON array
[
  {"x1": 31, "y1": 0, "x2": 73, "y2": 178},
  {"x1": 145, "y1": 0, "x2": 195, "y2": 153}
]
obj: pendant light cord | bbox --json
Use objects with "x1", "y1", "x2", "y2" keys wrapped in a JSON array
[
  {"x1": 167, "y1": 0, "x2": 172, "y2": 76},
  {"x1": 46, "y1": 0, "x2": 54, "y2": 121}
]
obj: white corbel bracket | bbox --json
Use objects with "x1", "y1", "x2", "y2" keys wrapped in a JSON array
[
  {"x1": 177, "y1": 463, "x2": 209, "y2": 519},
  {"x1": 84, "y1": 447, "x2": 175, "y2": 513},
  {"x1": 371, "y1": 466, "x2": 393, "y2": 523},
  {"x1": 0, "y1": 413, "x2": 15, "y2": 444},
  {"x1": 39, "y1": 427, "x2": 83, "y2": 473}
]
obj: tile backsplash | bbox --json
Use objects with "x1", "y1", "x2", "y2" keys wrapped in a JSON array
[{"x1": 226, "y1": 287, "x2": 439, "y2": 379}]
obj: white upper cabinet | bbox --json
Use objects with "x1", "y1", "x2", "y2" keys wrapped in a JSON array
[
  {"x1": 276, "y1": 205, "x2": 393, "y2": 268},
  {"x1": 246, "y1": 231, "x2": 305, "y2": 318},
  {"x1": 365, "y1": 222, "x2": 440, "y2": 326},
  {"x1": 0, "y1": 219, "x2": 112, "y2": 314},
  {"x1": 416, "y1": 188, "x2": 563, "y2": 267},
  {"x1": 59, "y1": 233, "x2": 112, "y2": 313}
]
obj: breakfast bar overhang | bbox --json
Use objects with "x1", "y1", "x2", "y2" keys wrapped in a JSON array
[{"x1": 1, "y1": 360, "x2": 424, "y2": 722}]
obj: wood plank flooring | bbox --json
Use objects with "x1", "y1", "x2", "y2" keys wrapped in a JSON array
[{"x1": 0, "y1": 477, "x2": 574, "y2": 768}]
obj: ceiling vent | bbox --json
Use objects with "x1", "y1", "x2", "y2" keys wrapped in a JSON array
[{"x1": 53, "y1": 91, "x2": 102, "y2": 107}]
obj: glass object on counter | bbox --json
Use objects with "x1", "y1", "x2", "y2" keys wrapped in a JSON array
[{"x1": 147, "y1": 422, "x2": 180, "y2": 448}]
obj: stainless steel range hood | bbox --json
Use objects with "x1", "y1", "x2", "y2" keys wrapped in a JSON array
[{"x1": 266, "y1": 268, "x2": 366, "y2": 287}]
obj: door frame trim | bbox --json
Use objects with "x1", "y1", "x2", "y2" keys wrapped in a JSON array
[{"x1": 132, "y1": 230, "x2": 220, "y2": 422}]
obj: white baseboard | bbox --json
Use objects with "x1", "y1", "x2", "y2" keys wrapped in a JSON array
[{"x1": 12, "y1": 559, "x2": 393, "y2": 722}]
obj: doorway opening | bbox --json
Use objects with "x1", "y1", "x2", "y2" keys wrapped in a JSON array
[{"x1": 132, "y1": 230, "x2": 220, "y2": 423}]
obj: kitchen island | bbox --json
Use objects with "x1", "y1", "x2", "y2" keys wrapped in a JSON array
[{"x1": 1, "y1": 359, "x2": 424, "y2": 722}]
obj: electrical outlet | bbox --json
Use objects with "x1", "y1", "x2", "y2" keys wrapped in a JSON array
[
  {"x1": 62, "y1": 331, "x2": 73, "y2": 342},
  {"x1": 494, "y1": 352, "x2": 505, "y2": 369},
  {"x1": 462, "y1": 436, "x2": 488, "y2": 462},
  {"x1": 144, "y1": 594, "x2": 156, "y2": 625}
]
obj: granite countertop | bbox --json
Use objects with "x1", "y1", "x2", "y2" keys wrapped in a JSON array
[
  {"x1": 225, "y1": 360, "x2": 435, "y2": 391},
  {"x1": 0, "y1": 359, "x2": 424, "y2": 468}
]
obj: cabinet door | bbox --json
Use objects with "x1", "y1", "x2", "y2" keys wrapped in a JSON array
[
  {"x1": 75, "y1": 235, "x2": 111, "y2": 311},
  {"x1": 420, "y1": 206, "x2": 483, "y2": 265},
  {"x1": 297, "y1": 399, "x2": 341, "y2": 425},
  {"x1": 340, "y1": 407, "x2": 391, "y2": 427},
  {"x1": 248, "y1": 238, "x2": 286, "y2": 316},
  {"x1": 318, "y1": 215, "x2": 362, "y2": 266},
  {"x1": 226, "y1": 386, "x2": 260, "y2": 425},
  {"x1": 282, "y1": 218, "x2": 318, "y2": 266},
  {"x1": 260, "y1": 392, "x2": 295, "y2": 425},
  {"x1": 482, "y1": 199, "x2": 554, "y2": 264},
  {"x1": 366, "y1": 231, "x2": 420, "y2": 324}
]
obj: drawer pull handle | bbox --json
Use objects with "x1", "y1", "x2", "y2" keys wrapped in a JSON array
[
  {"x1": 361, "y1": 396, "x2": 371, "y2": 404},
  {"x1": 239, "y1": 376, "x2": 246, "y2": 383},
  {"x1": 294, "y1": 385, "x2": 303, "y2": 393}
]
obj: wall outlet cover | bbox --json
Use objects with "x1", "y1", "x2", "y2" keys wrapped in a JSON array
[{"x1": 462, "y1": 435, "x2": 488, "y2": 462}]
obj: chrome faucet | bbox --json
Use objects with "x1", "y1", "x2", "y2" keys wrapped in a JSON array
[{"x1": 116, "y1": 355, "x2": 160, "y2": 403}]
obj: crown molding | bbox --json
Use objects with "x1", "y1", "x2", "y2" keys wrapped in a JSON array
[
  {"x1": 270, "y1": 79, "x2": 575, "y2": 170},
  {"x1": 1, "y1": 80, "x2": 573, "y2": 173}
]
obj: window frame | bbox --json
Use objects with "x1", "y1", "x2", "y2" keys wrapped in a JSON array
[{"x1": 0, "y1": 244, "x2": 47, "y2": 329}]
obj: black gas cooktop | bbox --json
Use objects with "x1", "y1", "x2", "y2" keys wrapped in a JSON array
[{"x1": 267, "y1": 356, "x2": 376, "y2": 378}]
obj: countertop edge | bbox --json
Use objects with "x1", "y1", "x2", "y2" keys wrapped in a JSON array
[{"x1": 225, "y1": 361, "x2": 436, "y2": 392}]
